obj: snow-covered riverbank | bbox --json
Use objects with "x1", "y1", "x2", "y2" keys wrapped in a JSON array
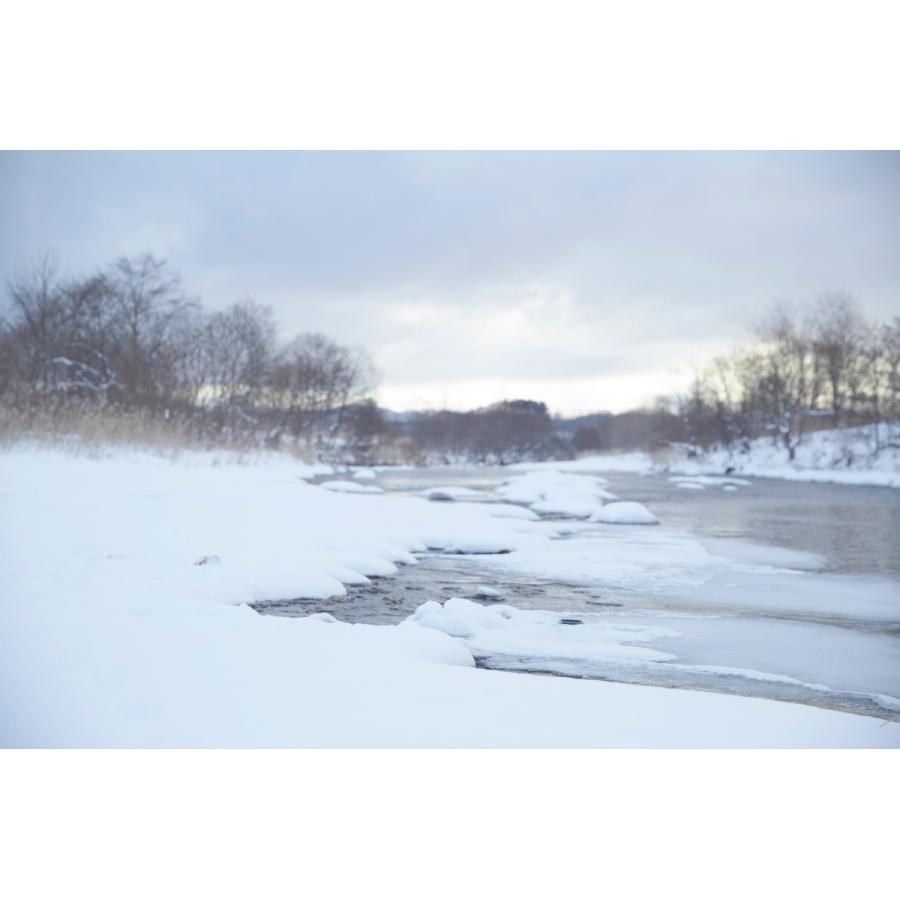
[
  {"x1": 520, "y1": 425, "x2": 900, "y2": 488},
  {"x1": 1, "y1": 447, "x2": 898, "y2": 747}
]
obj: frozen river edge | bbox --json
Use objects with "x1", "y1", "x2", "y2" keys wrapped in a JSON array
[{"x1": 255, "y1": 552, "x2": 900, "y2": 722}]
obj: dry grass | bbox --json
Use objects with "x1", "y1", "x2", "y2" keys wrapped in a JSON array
[{"x1": 0, "y1": 400, "x2": 312, "y2": 463}]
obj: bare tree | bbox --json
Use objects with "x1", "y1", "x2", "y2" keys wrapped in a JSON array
[
  {"x1": 749, "y1": 305, "x2": 821, "y2": 459},
  {"x1": 665, "y1": 294, "x2": 898, "y2": 463},
  {"x1": 4, "y1": 253, "x2": 64, "y2": 391},
  {"x1": 201, "y1": 300, "x2": 276, "y2": 419},
  {"x1": 2, "y1": 254, "x2": 122, "y2": 401},
  {"x1": 876, "y1": 316, "x2": 900, "y2": 449},
  {"x1": 409, "y1": 400, "x2": 556, "y2": 464},
  {"x1": 811, "y1": 292, "x2": 867, "y2": 428},
  {"x1": 102, "y1": 254, "x2": 200, "y2": 406},
  {"x1": 265, "y1": 333, "x2": 375, "y2": 448},
  {"x1": 467, "y1": 400, "x2": 554, "y2": 464}
]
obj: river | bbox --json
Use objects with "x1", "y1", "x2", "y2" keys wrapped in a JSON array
[{"x1": 256, "y1": 465, "x2": 900, "y2": 720}]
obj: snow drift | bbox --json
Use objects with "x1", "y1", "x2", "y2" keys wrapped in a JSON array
[{"x1": 590, "y1": 501, "x2": 659, "y2": 525}]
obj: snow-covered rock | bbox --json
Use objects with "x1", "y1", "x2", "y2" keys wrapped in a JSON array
[
  {"x1": 434, "y1": 538, "x2": 514, "y2": 555},
  {"x1": 670, "y1": 475, "x2": 751, "y2": 487},
  {"x1": 422, "y1": 486, "x2": 483, "y2": 501},
  {"x1": 529, "y1": 497, "x2": 600, "y2": 517},
  {"x1": 499, "y1": 470, "x2": 609, "y2": 503},
  {"x1": 589, "y1": 501, "x2": 659, "y2": 525},
  {"x1": 482, "y1": 503, "x2": 540, "y2": 521},
  {"x1": 194, "y1": 554, "x2": 221, "y2": 566},
  {"x1": 499, "y1": 470, "x2": 616, "y2": 519},
  {"x1": 319, "y1": 480, "x2": 384, "y2": 494},
  {"x1": 408, "y1": 597, "x2": 679, "y2": 662}
]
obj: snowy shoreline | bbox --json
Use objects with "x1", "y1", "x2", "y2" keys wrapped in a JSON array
[
  {"x1": 508, "y1": 427, "x2": 900, "y2": 489},
  {"x1": 1, "y1": 446, "x2": 898, "y2": 748}
]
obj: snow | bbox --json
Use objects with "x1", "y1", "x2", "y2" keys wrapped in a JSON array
[
  {"x1": 435, "y1": 537, "x2": 516, "y2": 555},
  {"x1": 319, "y1": 479, "x2": 385, "y2": 494},
  {"x1": 605, "y1": 608, "x2": 900, "y2": 706},
  {"x1": 1, "y1": 446, "x2": 897, "y2": 748},
  {"x1": 589, "y1": 501, "x2": 659, "y2": 525},
  {"x1": 422, "y1": 485, "x2": 484, "y2": 501},
  {"x1": 471, "y1": 515, "x2": 900, "y2": 623},
  {"x1": 510, "y1": 426, "x2": 899, "y2": 488},
  {"x1": 351, "y1": 467, "x2": 378, "y2": 481},
  {"x1": 698, "y1": 537, "x2": 824, "y2": 571},
  {"x1": 480, "y1": 503, "x2": 540, "y2": 521},
  {"x1": 498, "y1": 470, "x2": 617, "y2": 518},
  {"x1": 670, "y1": 475, "x2": 751, "y2": 487},
  {"x1": 669, "y1": 426, "x2": 900, "y2": 488},
  {"x1": 408, "y1": 598, "x2": 679, "y2": 663},
  {"x1": 663, "y1": 570, "x2": 900, "y2": 623},
  {"x1": 499, "y1": 470, "x2": 609, "y2": 502},
  {"x1": 408, "y1": 598, "x2": 900, "y2": 719}
]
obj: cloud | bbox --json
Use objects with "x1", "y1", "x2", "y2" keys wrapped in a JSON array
[{"x1": 1, "y1": 151, "x2": 898, "y2": 413}]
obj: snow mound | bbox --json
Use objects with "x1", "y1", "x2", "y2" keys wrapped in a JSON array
[
  {"x1": 483, "y1": 503, "x2": 540, "y2": 521},
  {"x1": 319, "y1": 480, "x2": 384, "y2": 494},
  {"x1": 529, "y1": 498, "x2": 599, "y2": 518},
  {"x1": 676, "y1": 482, "x2": 705, "y2": 490},
  {"x1": 351, "y1": 467, "x2": 377, "y2": 481},
  {"x1": 499, "y1": 470, "x2": 616, "y2": 519},
  {"x1": 408, "y1": 597, "x2": 516, "y2": 637},
  {"x1": 589, "y1": 501, "x2": 659, "y2": 525},
  {"x1": 433, "y1": 538, "x2": 514, "y2": 555},
  {"x1": 423, "y1": 486, "x2": 483, "y2": 501},
  {"x1": 407, "y1": 598, "x2": 678, "y2": 663},
  {"x1": 670, "y1": 475, "x2": 751, "y2": 487}
]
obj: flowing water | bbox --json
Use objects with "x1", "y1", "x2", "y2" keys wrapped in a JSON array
[{"x1": 256, "y1": 465, "x2": 900, "y2": 719}]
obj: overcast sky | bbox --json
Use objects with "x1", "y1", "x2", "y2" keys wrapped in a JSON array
[{"x1": 1, "y1": 151, "x2": 898, "y2": 414}]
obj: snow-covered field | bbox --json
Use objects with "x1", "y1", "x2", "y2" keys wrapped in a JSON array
[{"x1": 1, "y1": 446, "x2": 898, "y2": 747}]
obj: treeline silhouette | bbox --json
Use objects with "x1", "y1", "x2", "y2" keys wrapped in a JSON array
[
  {"x1": 558, "y1": 295, "x2": 900, "y2": 463},
  {"x1": 0, "y1": 254, "x2": 380, "y2": 455},
  {"x1": 1, "y1": 254, "x2": 898, "y2": 464},
  {"x1": 670, "y1": 294, "x2": 900, "y2": 460}
]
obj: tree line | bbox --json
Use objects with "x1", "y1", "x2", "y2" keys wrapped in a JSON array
[
  {"x1": 400, "y1": 400, "x2": 565, "y2": 465},
  {"x1": 0, "y1": 253, "x2": 568, "y2": 463},
  {"x1": 670, "y1": 293, "x2": 900, "y2": 459},
  {"x1": 2, "y1": 256, "x2": 897, "y2": 464},
  {"x1": 0, "y1": 253, "x2": 382, "y2": 455},
  {"x1": 565, "y1": 295, "x2": 900, "y2": 462}
]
